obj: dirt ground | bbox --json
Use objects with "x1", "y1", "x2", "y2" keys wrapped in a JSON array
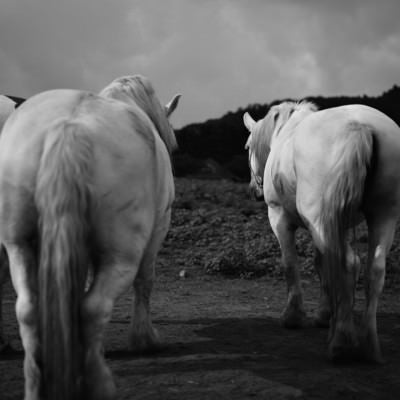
[{"x1": 1, "y1": 178, "x2": 400, "y2": 400}]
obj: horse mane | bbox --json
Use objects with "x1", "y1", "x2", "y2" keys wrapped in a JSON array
[
  {"x1": 250, "y1": 118, "x2": 273, "y2": 171},
  {"x1": 250, "y1": 100, "x2": 317, "y2": 168},
  {"x1": 99, "y1": 75, "x2": 177, "y2": 154},
  {"x1": 274, "y1": 100, "x2": 318, "y2": 134}
]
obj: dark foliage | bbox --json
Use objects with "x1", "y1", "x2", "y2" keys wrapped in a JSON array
[
  {"x1": 172, "y1": 153, "x2": 205, "y2": 177},
  {"x1": 174, "y1": 85, "x2": 400, "y2": 180},
  {"x1": 204, "y1": 247, "x2": 268, "y2": 279}
]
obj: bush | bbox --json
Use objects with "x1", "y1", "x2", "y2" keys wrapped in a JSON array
[
  {"x1": 223, "y1": 154, "x2": 249, "y2": 181},
  {"x1": 172, "y1": 153, "x2": 205, "y2": 177},
  {"x1": 204, "y1": 247, "x2": 267, "y2": 279}
]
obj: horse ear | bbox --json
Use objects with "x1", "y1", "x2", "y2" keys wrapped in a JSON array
[
  {"x1": 243, "y1": 112, "x2": 256, "y2": 132},
  {"x1": 244, "y1": 135, "x2": 251, "y2": 150},
  {"x1": 165, "y1": 94, "x2": 182, "y2": 118}
]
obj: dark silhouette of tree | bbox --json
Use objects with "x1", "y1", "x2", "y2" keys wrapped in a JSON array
[{"x1": 174, "y1": 85, "x2": 400, "y2": 180}]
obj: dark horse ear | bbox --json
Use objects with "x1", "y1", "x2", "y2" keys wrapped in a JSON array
[
  {"x1": 5, "y1": 96, "x2": 25, "y2": 109},
  {"x1": 165, "y1": 94, "x2": 182, "y2": 118}
]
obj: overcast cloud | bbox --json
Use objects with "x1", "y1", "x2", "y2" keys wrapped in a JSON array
[{"x1": 0, "y1": 0, "x2": 399, "y2": 127}]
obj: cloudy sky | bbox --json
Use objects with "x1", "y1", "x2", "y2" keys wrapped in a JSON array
[{"x1": 0, "y1": 0, "x2": 399, "y2": 128}]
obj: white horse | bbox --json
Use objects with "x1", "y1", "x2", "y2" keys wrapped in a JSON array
[
  {"x1": 244, "y1": 101, "x2": 400, "y2": 363},
  {"x1": 0, "y1": 94, "x2": 18, "y2": 352},
  {"x1": 0, "y1": 75, "x2": 180, "y2": 400}
]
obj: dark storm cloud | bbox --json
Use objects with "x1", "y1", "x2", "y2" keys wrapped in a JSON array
[{"x1": 0, "y1": 0, "x2": 399, "y2": 127}]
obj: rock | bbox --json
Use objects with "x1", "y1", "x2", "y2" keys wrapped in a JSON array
[{"x1": 179, "y1": 269, "x2": 187, "y2": 279}]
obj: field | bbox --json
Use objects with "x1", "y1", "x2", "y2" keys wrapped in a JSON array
[{"x1": 1, "y1": 178, "x2": 400, "y2": 399}]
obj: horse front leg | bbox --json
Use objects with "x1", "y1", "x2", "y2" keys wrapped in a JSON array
[
  {"x1": 82, "y1": 254, "x2": 141, "y2": 400},
  {"x1": 268, "y1": 206, "x2": 307, "y2": 328}
]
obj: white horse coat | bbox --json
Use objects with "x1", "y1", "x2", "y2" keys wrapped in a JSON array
[
  {"x1": 244, "y1": 102, "x2": 400, "y2": 363},
  {"x1": 0, "y1": 94, "x2": 17, "y2": 352},
  {"x1": 0, "y1": 76, "x2": 180, "y2": 400}
]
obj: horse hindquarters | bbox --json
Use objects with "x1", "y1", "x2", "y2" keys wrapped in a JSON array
[{"x1": 319, "y1": 123, "x2": 373, "y2": 360}]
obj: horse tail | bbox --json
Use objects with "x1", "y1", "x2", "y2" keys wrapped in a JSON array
[
  {"x1": 320, "y1": 122, "x2": 374, "y2": 318},
  {"x1": 35, "y1": 121, "x2": 92, "y2": 400}
]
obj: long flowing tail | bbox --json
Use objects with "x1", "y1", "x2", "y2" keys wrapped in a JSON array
[
  {"x1": 35, "y1": 121, "x2": 93, "y2": 400},
  {"x1": 320, "y1": 122, "x2": 374, "y2": 321}
]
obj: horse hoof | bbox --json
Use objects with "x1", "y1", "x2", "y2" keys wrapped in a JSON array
[
  {"x1": 128, "y1": 340, "x2": 166, "y2": 355},
  {"x1": 358, "y1": 334, "x2": 385, "y2": 364},
  {"x1": 84, "y1": 361, "x2": 116, "y2": 400},
  {"x1": 84, "y1": 376, "x2": 116, "y2": 400},
  {"x1": 328, "y1": 343, "x2": 359, "y2": 362},
  {"x1": 328, "y1": 330, "x2": 359, "y2": 362},
  {"x1": 128, "y1": 327, "x2": 164, "y2": 354},
  {"x1": 281, "y1": 309, "x2": 308, "y2": 329},
  {"x1": 313, "y1": 310, "x2": 331, "y2": 328},
  {"x1": 313, "y1": 316, "x2": 330, "y2": 328},
  {"x1": 367, "y1": 353, "x2": 385, "y2": 365}
]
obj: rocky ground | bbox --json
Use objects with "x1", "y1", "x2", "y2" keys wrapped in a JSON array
[{"x1": 1, "y1": 178, "x2": 400, "y2": 399}]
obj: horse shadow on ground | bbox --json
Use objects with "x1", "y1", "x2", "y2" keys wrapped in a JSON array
[
  {"x1": 3, "y1": 314, "x2": 400, "y2": 399},
  {"x1": 107, "y1": 313, "x2": 400, "y2": 400}
]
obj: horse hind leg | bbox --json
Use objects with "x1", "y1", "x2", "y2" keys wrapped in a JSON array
[
  {"x1": 127, "y1": 259, "x2": 161, "y2": 353},
  {"x1": 326, "y1": 242, "x2": 361, "y2": 362},
  {"x1": 313, "y1": 247, "x2": 331, "y2": 327},
  {"x1": 5, "y1": 243, "x2": 40, "y2": 400},
  {"x1": 314, "y1": 243, "x2": 360, "y2": 329},
  {"x1": 128, "y1": 212, "x2": 171, "y2": 353},
  {"x1": 82, "y1": 256, "x2": 141, "y2": 400},
  {"x1": 268, "y1": 206, "x2": 307, "y2": 328},
  {"x1": 361, "y1": 215, "x2": 396, "y2": 363},
  {"x1": 0, "y1": 244, "x2": 10, "y2": 352}
]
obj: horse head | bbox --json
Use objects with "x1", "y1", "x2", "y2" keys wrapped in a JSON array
[
  {"x1": 243, "y1": 112, "x2": 264, "y2": 200},
  {"x1": 99, "y1": 75, "x2": 181, "y2": 155},
  {"x1": 243, "y1": 105, "x2": 284, "y2": 200},
  {"x1": 243, "y1": 101, "x2": 317, "y2": 201}
]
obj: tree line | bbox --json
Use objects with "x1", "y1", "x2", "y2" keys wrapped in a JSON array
[{"x1": 173, "y1": 85, "x2": 400, "y2": 180}]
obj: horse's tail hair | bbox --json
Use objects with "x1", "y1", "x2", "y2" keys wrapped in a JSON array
[
  {"x1": 35, "y1": 121, "x2": 92, "y2": 400},
  {"x1": 320, "y1": 122, "x2": 374, "y2": 319}
]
